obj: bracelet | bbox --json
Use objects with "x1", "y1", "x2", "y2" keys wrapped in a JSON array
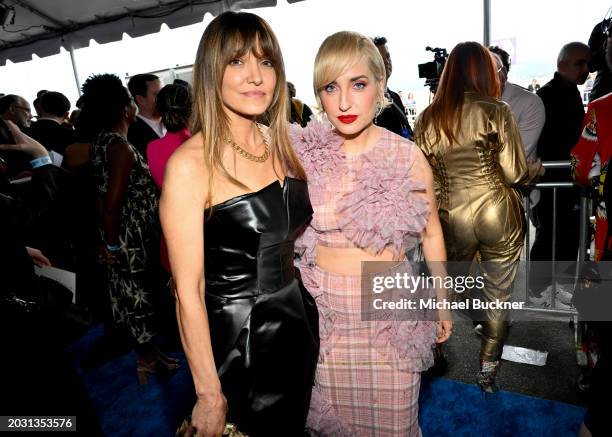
[
  {"x1": 30, "y1": 155, "x2": 52, "y2": 169},
  {"x1": 106, "y1": 243, "x2": 121, "y2": 252}
]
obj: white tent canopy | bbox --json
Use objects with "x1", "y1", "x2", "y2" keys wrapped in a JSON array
[{"x1": 0, "y1": 0, "x2": 303, "y2": 66}]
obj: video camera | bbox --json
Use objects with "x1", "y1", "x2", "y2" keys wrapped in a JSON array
[{"x1": 417, "y1": 47, "x2": 449, "y2": 93}]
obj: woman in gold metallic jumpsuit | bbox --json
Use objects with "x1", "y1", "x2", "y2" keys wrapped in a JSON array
[{"x1": 415, "y1": 42, "x2": 529, "y2": 392}]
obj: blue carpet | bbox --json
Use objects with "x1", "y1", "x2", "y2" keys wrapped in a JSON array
[
  {"x1": 68, "y1": 325, "x2": 586, "y2": 436},
  {"x1": 419, "y1": 375, "x2": 585, "y2": 437}
]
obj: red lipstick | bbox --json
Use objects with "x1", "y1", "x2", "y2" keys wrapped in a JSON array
[{"x1": 338, "y1": 115, "x2": 358, "y2": 124}]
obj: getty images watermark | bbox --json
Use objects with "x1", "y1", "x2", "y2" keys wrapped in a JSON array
[
  {"x1": 370, "y1": 270, "x2": 525, "y2": 311},
  {"x1": 360, "y1": 261, "x2": 528, "y2": 322},
  {"x1": 359, "y1": 260, "x2": 612, "y2": 322}
]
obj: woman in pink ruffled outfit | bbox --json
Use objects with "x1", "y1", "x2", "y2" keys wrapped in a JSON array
[{"x1": 290, "y1": 32, "x2": 452, "y2": 436}]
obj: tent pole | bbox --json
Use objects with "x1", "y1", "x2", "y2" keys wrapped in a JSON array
[
  {"x1": 483, "y1": 0, "x2": 491, "y2": 46},
  {"x1": 69, "y1": 46, "x2": 82, "y2": 96}
]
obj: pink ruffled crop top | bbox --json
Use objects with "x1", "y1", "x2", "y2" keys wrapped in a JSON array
[{"x1": 289, "y1": 119, "x2": 431, "y2": 264}]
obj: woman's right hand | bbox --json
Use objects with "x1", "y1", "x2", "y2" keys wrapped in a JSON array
[{"x1": 189, "y1": 391, "x2": 227, "y2": 437}]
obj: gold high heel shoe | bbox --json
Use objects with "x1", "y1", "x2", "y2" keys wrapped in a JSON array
[{"x1": 137, "y1": 356, "x2": 179, "y2": 385}]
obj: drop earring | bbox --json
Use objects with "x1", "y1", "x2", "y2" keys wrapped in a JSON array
[{"x1": 375, "y1": 101, "x2": 383, "y2": 118}]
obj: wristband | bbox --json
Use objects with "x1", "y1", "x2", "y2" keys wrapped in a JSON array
[
  {"x1": 106, "y1": 243, "x2": 121, "y2": 252},
  {"x1": 30, "y1": 155, "x2": 52, "y2": 169}
]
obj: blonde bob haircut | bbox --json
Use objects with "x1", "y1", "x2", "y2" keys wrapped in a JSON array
[
  {"x1": 313, "y1": 31, "x2": 390, "y2": 113},
  {"x1": 192, "y1": 11, "x2": 306, "y2": 207}
]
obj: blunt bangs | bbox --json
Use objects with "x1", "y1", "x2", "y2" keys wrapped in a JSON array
[{"x1": 219, "y1": 14, "x2": 281, "y2": 67}]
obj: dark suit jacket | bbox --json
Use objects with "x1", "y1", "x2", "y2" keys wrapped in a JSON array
[
  {"x1": 537, "y1": 73, "x2": 585, "y2": 182},
  {"x1": 127, "y1": 117, "x2": 161, "y2": 157},
  {"x1": 28, "y1": 119, "x2": 76, "y2": 156},
  {"x1": 374, "y1": 88, "x2": 414, "y2": 139}
]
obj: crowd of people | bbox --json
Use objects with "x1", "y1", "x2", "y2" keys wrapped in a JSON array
[{"x1": 1, "y1": 8, "x2": 611, "y2": 437}]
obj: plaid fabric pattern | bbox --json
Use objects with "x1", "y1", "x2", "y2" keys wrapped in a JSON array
[{"x1": 306, "y1": 266, "x2": 424, "y2": 437}]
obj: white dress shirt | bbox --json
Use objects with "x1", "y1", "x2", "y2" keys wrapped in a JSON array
[
  {"x1": 502, "y1": 82, "x2": 546, "y2": 207},
  {"x1": 501, "y1": 82, "x2": 546, "y2": 161},
  {"x1": 137, "y1": 114, "x2": 166, "y2": 138}
]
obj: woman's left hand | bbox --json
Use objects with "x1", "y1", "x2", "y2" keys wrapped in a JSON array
[{"x1": 436, "y1": 319, "x2": 452, "y2": 343}]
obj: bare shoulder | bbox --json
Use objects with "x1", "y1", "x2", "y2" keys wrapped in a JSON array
[{"x1": 164, "y1": 131, "x2": 208, "y2": 196}]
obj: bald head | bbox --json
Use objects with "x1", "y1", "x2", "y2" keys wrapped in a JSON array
[
  {"x1": 557, "y1": 42, "x2": 591, "y2": 85},
  {"x1": 0, "y1": 94, "x2": 32, "y2": 128}
]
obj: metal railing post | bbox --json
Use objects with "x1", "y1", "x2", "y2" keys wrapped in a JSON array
[
  {"x1": 525, "y1": 160, "x2": 584, "y2": 316},
  {"x1": 524, "y1": 195, "x2": 531, "y2": 303},
  {"x1": 551, "y1": 187, "x2": 557, "y2": 308},
  {"x1": 578, "y1": 192, "x2": 590, "y2": 265}
]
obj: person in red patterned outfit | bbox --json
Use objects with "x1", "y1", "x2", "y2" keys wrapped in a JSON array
[{"x1": 571, "y1": 27, "x2": 612, "y2": 260}]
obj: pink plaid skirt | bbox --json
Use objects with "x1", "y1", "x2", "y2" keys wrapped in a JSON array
[{"x1": 303, "y1": 264, "x2": 435, "y2": 436}]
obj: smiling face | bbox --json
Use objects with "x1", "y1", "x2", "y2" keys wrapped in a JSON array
[
  {"x1": 319, "y1": 58, "x2": 383, "y2": 137},
  {"x1": 221, "y1": 48, "x2": 277, "y2": 119}
]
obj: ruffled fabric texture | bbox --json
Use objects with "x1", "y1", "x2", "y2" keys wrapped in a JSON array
[
  {"x1": 370, "y1": 318, "x2": 436, "y2": 372},
  {"x1": 292, "y1": 121, "x2": 436, "y2": 369},
  {"x1": 289, "y1": 120, "x2": 346, "y2": 206},
  {"x1": 306, "y1": 385, "x2": 355, "y2": 436},
  {"x1": 293, "y1": 122, "x2": 437, "y2": 434},
  {"x1": 336, "y1": 140, "x2": 430, "y2": 257},
  {"x1": 289, "y1": 119, "x2": 345, "y2": 178},
  {"x1": 296, "y1": 265, "x2": 335, "y2": 357},
  {"x1": 298, "y1": 261, "x2": 436, "y2": 372}
]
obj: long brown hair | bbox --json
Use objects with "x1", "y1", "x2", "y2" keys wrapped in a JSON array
[
  {"x1": 414, "y1": 41, "x2": 500, "y2": 146},
  {"x1": 191, "y1": 11, "x2": 306, "y2": 207}
]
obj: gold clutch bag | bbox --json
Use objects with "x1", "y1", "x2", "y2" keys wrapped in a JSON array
[{"x1": 176, "y1": 418, "x2": 248, "y2": 437}]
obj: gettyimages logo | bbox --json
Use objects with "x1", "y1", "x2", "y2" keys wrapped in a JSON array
[{"x1": 360, "y1": 261, "x2": 530, "y2": 321}]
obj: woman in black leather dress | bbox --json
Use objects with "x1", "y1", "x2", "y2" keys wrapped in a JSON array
[{"x1": 159, "y1": 12, "x2": 319, "y2": 437}]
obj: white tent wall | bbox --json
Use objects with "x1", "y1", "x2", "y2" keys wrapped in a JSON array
[{"x1": 0, "y1": 0, "x2": 299, "y2": 64}]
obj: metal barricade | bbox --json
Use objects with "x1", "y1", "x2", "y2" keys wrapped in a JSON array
[{"x1": 520, "y1": 160, "x2": 591, "y2": 317}]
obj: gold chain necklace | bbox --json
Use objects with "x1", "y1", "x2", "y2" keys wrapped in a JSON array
[{"x1": 225, "y1": 123, "x2": 271, "y2": 163}]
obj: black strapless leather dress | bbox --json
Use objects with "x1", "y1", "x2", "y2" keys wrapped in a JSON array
[{"x1": 204, "y1": 177, "x2": 319, "y2": 436}]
